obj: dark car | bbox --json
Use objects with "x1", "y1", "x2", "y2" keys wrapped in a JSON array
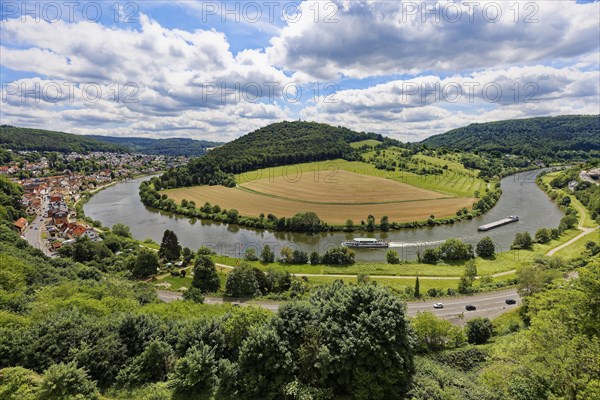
[
  {"x1": 465, "y1": 305, "x2": 476, "y2": 311},
  {"x1": 505, "y1": 299, "x2": 517, "y2": 305}
]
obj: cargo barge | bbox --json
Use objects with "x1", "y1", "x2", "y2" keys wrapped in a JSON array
[
  {"x1": 341, "y1": 238, "x2": 390, "y2": 248},
  {"x1": 478, "y1": 215, "x2": 519, "y2": 231}
]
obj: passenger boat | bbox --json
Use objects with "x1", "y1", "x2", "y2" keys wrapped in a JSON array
[{"x1": 341, "y1": 238, "x2": 390, "y2": 248}]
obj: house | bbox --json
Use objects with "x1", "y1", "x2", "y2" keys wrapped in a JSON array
[
  {"x1": 50, "y1": 192, "x2": 63, "y2": 203},
  {"x1": 52, "y1": 211, "x2": 69, "y2": 226},
  {"x1": 13, "y1": 217, "x2": 28, "y2": 233}
]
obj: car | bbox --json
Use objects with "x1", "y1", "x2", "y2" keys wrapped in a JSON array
[
  {"x1": 433, "y1": 303, "x2": 444, "y2": 309},
  {"x1": 505, "y1": 299, "x2": 517, "y2": 305},
  {"x1": 465, "y1": 305, "x2": 476, "y2": 311}
]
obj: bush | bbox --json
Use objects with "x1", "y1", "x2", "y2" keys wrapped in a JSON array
[
  {"x1": 535, "y1": 228, "x2": 550, "y2": 244},
  {"x1": 321, "y1": 247, "x2": 355, "y2": 265},
  {"x1": 476, "y1": 236, "x2": 495, "y2": 258},
  {"x1": 182, "y1": 287, "x2": 205, "y2": 304},
  {"x1": 309, "y1": 251, "x2": 321, "y2": 265},
  {"x1": 386, "y1": 250, "x2": 400, "y2": 264},
  {"x1": 39, "y1": 362, "x2": 99, "y2": 400},
  {"x1": 465, "y1": 317, "x2": 493, "y2": 344},
  {"x1": 225, "y1": 265, "x2": 260, "y2": 297},
  {"x1": 438, "y1": 238, "x2": 473, "y2": 261},
  {"x1": 422, "y1": 248, "x2": 439, "y2": 264},
  {"x1": 511, "y1": 232, "x2": 533, "y2": 250}
]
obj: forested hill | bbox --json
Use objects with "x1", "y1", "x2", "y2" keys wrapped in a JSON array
[
  {"x1": 87, "y1": 136, "x2": 223, "y2": 157},
  {"x1": 0, "y1": 126, "x2": 128, "y2": 154},
  {"x1": 159, "y1": 121, "x2": 389, "y2": 188},
  {"x1": 0, "y1": 126, "x2": 222, "y2": 156},
  {"x1": 421, "y1": 115, "x2": 600, "y2": 160}
]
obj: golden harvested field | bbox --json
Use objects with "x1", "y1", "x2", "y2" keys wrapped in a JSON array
[
  {"x1": 163, "y1": 168, "x2": 476, "y2": 224},
  {"x1": 241, "y1": 170, "x2": 447, "y2": 203}
]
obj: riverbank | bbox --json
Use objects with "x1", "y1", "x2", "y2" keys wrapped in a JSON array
[{"x1": 84, "y1": 169, "x2": 565, "y2": 263}]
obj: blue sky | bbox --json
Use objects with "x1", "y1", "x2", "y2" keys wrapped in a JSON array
[{"x1": 1, "y1": 0, "x2": 599, "y2": 142}]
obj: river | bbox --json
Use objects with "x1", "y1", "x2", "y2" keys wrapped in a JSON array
[{"x1": 84, "y1": 169, "x2": 563, "y2": 262}]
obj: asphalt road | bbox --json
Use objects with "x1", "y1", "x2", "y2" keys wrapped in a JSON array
[
  {"x1": 157, "y1": 288, "x2": 520, "y2": 323},
  {"x1": 22, "y1": 200, "x2": 55, "y2": 257}
]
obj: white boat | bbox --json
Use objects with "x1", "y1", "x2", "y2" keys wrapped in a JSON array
[{"x1": 341, "y1": 238, "x2": 389, "y2": 248}]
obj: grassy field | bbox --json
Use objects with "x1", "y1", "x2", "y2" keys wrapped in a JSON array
[
  {"x1": 163, "y1": 158, "x2": 478, "y2": 224},
  {"x1": 350, "y1": 139, "x2": 382, "y2": 148},
  {"x1": 553, "y1": 230, "x2": 599, "y2": 259},
  {"x1": 541, "y1": 172, "x2": 598, "y2": 229},
  {"x1": 240, "y1": 169, "x2": 447, "y2": 204}
]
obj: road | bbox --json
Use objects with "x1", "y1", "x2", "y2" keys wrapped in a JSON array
[
  {"x1": 156, "y1": 288, "x2": 520, "y2": 323},
  {"x1": 22, "y1": 199, "x2": 55, "y2": 257}
]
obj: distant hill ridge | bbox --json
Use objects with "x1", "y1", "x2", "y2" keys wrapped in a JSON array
[
  {"x1": 0, "y1": 126, "x2": 223, "y2": 156},
  {"x1": 421, "y1": 115, "x2": 600, "y2": 159},
  {"x1": 159, "y1": 120, "x2": 392, "y2": 187}
]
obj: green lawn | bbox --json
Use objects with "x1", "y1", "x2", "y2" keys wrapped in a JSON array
[
  {"x1": 350, "y1": 139, "x2": 382, "y2": 149},
  {"x1": 553, "y1": 230, "x2": 599, "y2": 259},
  {"x1": 541, "y1": 172, "x2": 598, "y2": 229}
]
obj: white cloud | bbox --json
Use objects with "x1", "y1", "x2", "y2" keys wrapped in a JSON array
[
  {"x1": 301, "y1": 65, "x2": 600, "y2": 141},
  {"x1": 267, "y1": 0, "x2": 600, "y2": 80}
]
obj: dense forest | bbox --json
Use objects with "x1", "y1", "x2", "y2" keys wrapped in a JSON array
[
  {"x1": 158, "y1": 121, "x2": 387, "y2": 188},
  {"x1": 0, "y1": 126, "x2": 220, "y2": 156},
  {"x1": 0, "y1": 126, "x2": 128, "y2": 153},
  {"x1": 421, "y1": 115, "x2": 600, "y2": 161},
  {"x1": 87, "y1": 136, "x2": 223, "y2": 157}
]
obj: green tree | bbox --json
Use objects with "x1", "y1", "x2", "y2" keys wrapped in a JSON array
[
  {"x1": 465, "y1": 317, "x2": 493, "y2": 344},
  {"x1": 380, "y1": 215, "x2": 390, "y2": 232},
  {"x1": 412, "y1": 312, "x2": 465, "y2": 352},
  {"x1": 422, "y1": 248, "x2": 439, "y2": 264},
  {"x1": 0, "y1": 367, "x2": 41, "y2": 400},
  {"x1": 116, "y1": 340, "x2": 175, "y2": 386},
  {"x1": 280, "y1": 246, "x2": 294, "y2": 263},
  {"x1": 438, "y1": 238, "x2": 473, "y2": 261},
  {"x1": 535, "y1": 228, "x2": 551, "y2": 244},
  {"x1": 366, "y1": 215, "x2": 376, "y2": 232},
  {"x1": 38, "y1": 362, "x2": 99, "y2": 400},
  {"x1": 386, "y1": 250, "x2": 400, "y2": 264},
  {"x1": 158, "y1": 229, "x2": 181, "y2": 261},
  {"x1": 131, "y1": 249, "x2": 160, "y2": 278},
  {"x1": 225, "y1": 265, "x2": 259, "y2": 297},
  {"x1": 511, "y1": 231, "x2": 533, "y2": 250},
  {"x1": 260, "y1": 245, "x2": 275, "y2": 263},
  {"x1": 191, "y1": 255, "x2": 220, "y2": 293},
  {"x1": 476, "y1": 236, "x2": 495, "y2": 258},
  {"x1": 112, "y1": 223, "x2": 131, "y2": 238},
  {"x1": 415, "y1": 276, "x2": 421, "y2": 298},
  {"x1": 182, "y1": 287, "x2": 205, "y2": 303},
  {"x1": 309, "y1": 251, "x2": 321, "y2": 265},
  {"x1": 244, "y1": 247, "x2": 259, "y2": 261},
  {"x1": 344, "y1": 219, "x2": 355, "y2": 232},
  {"x1": 321, "y1": 246, "x2": 355, "y2": 265},
  {"x1": 168, "y1": 345, "x2": 219, "y2": 397}
]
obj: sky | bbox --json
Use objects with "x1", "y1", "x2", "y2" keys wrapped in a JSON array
[{"x1": 1, "y1": 0, "x2": 599, "y2": 142}]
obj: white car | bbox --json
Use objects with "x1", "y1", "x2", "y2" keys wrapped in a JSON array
[{"x1": 433, "y1": 303, "x2": 444, "y2": 309}]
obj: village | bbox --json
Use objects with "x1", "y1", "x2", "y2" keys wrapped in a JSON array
[{"x1": 7, "y1": 150, "x2": 186, "y2": 256}]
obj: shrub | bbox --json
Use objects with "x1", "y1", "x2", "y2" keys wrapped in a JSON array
[
  {"x1": 465, "y1": 317, "x2": 493, "y2": 344},
  {"x1": 476, "y1": 236, "x2": 495, "y2": 258},
  {"x1": 386, "y1": 250, "x2": 400, "y2": 264}
]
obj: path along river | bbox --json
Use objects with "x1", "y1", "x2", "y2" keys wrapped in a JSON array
[{"x1": 85, "y1": 169, "x2": 562, "y2": 262}]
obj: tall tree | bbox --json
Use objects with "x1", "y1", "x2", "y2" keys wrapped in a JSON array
[
  {"x1": 415, "y1": 276, "x2": 421, "y2": 298},
  {"x1": 158, "y1": 229, "x2": 181, "y2": 261},
  {"x1": 131, "y1": 249, "x2": 160, "y2": 278},
  {"x1": 191, "y1": 255, "x2": 220, "y2": 293}
]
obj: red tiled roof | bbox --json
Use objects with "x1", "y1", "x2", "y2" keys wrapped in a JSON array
[{"x1": 13, "y1": 217, "x2": 28, "y2": 229}]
